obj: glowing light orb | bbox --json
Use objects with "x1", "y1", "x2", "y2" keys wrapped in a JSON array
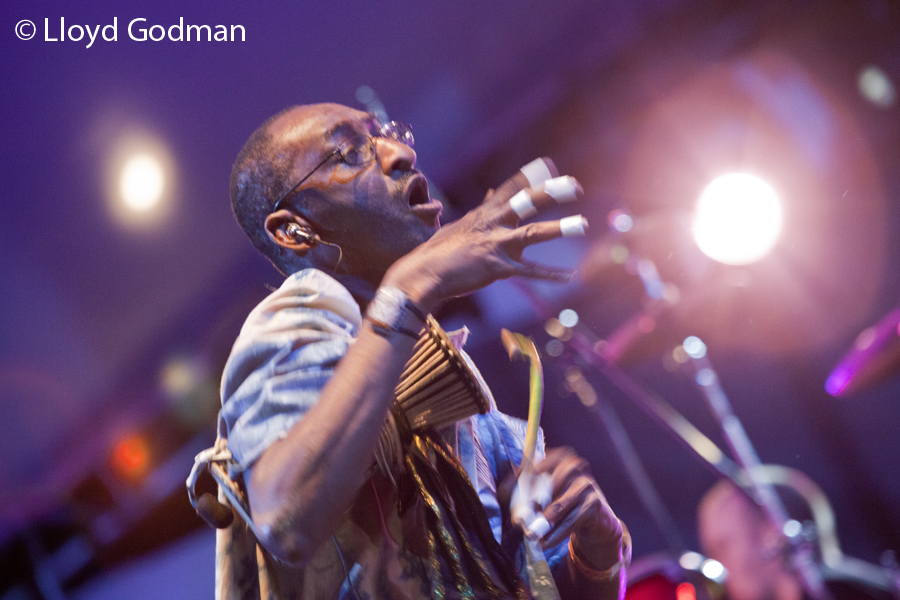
[
  {"x1": 160, "y1": 355, "x2": 200, "y2": 401},
  {"x1": 607, "y1": 209, "x2": 633, "y2": 233},
  {"x1": 683, "y1": 336, "x2": 707, "y2": 359},
  {"x1": 558, "y1": 309, "x2": 579, "y2": 328},
  {"x1": 679, "y1": 551, "x2": 704, "y2": 570},
  {"x1": 111, "y1": 434, "x2": 150, "y2": 479},
  {"x1": 692, "y1": 173, "x2": 782, "y2": 265},
  {"x1": 676, "y1": 583, "x2": 697, "y2": 600},
  {"x1": 701, "y1": 559, "x2": 726, "y2": 582},
  {"x1": 858, "y1": 65, "x2": 896, "y2": 108},
  {"x1": 783, "y1": 519, "x2": 802, "y2": 538},
  {"x1": 119, "y1": 154, "x2": 165, "y2": 212}
]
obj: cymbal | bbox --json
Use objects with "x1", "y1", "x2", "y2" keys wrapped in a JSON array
[{"x1": 825, "y1": 307, "x2": 900, "y2": 397}]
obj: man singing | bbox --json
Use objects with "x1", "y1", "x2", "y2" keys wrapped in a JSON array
[{"x1": 202, "y1": 102, "x2": 629, "y2": 599}]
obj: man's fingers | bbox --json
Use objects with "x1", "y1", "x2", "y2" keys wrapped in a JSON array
[
  {"x1": 541, "y1": 507, "x2": 582, "y2": 550},
  {"x1": 506, "y1": 216, "x2": 589, "y2": 252},
  {"x1": 486, "y1": 171, "x2": 530, "y2": 208},
  {"x1": 521, "y1": 157, "x2": 558, "y2": 188},
  {"x1": 533, "y1": 450, "x2": 593, "y2": 496},
  {"x1": 514, "y1": 260, "x2": 575, "y2": 283},
  {"x1": 506, "y1": 176, "x2": 584, "y2": 220},
  {"x1": 537, "y1": 477, "x2": 599, "y2": 548},
  {"x1": 491, "y1": 214, "x2": 588, "y2": 283},
  {"x1": 533, "y1": 447, "x2": 579, "y2": 471},
  {"x1": 518, "y1": 447, "x2": 623, "y2": 553},
  {"x1": 485, "y1": 157, "x2": 559, "y2": 207}
]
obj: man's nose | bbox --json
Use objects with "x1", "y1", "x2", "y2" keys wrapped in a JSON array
[{"x1": 375, "y1": 138, "x2": 417, "y2": 174}]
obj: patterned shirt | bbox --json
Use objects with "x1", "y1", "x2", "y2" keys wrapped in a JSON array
[{"x1": 216, "y1": 269, "x2": 565, "y2": 599}]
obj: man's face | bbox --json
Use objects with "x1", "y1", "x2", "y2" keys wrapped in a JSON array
[
  {"x1": 269, "y1": 103, "x2": 443, "y2": 281},
  {"x1": 699, "y1": 490, "x2": 780, "y2": 600}
]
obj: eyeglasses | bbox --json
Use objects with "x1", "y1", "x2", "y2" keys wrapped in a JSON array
[{"x1": 271, "y1": 120, "x2": 414, "y2": 214}]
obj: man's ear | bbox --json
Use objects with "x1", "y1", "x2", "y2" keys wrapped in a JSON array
[{"x1": 265, "y1": 210, "x2": 317, "y2": 251}]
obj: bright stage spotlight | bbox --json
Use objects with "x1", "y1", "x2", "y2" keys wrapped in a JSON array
[
  {"x1": 691, "y1": 173, "x2": 782, "y2": 265},
  {"x1": 106, "y1": 132, "x2": 175, "y2": 229},
  {"x1": 120, "y1": 154, "x2": 164, "y2": 212}
]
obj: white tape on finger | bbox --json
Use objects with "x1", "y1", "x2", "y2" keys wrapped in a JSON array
[
  {"x1": 510, "y1": 189, "x2": 538, "y2": 219},
  {"x1": 560, "y1": 215, "x2": 588, "y2": 237},
  {"x1": 528, "y1": 515, "x2": 552, "y2": 539},
  {"x1": 520, "y1": 158, "x2": 554, "y2": 188},
  {"x1": 544, "y1": 176, "x2": 580, "y2": 203}
]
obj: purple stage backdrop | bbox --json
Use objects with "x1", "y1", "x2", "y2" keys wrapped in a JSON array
[{"x1": 2, "y1": 1, "x2": 899, "y2": 597}]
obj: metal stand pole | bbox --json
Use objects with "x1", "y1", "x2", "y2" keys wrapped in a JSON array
[
  {"x1": 514, "y1": 282, "x2": 737, "y2": 550},
  {"x1": 565, "y1": 366, "x2": 685, "y2": 554},
  {"x1": 682, "y1": 336, "x2": 831, "y2": 600}
]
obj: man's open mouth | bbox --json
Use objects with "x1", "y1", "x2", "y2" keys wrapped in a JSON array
[{"x1": 406, "y1": 174, "x2": 430, "y2": 206}]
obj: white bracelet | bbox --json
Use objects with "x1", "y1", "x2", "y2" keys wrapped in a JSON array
[{"x1": 365, "y1": 286, "x2": 426, "y2": 340}]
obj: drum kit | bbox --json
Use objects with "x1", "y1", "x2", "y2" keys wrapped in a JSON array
[{"x1": 528, "y1": 234, "x2": 900, "y2": 600}]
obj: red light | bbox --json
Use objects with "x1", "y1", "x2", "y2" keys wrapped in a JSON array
[
  {"x1": 112, "y1": 435, "x2": 150, "y2": 479},
  {"x1": 676, "y1": 583, "x2": 696, "y2": 600}
]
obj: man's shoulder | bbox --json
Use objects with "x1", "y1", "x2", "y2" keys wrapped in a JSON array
[
  {"x1": 236, "y1": 268, "x2": 362, "y2": 339},
  {"x1": 221, "y1": 268, "x2": 359, "y2": 406},
  {"x1": 272, "y1": 268, "x2": 362, "y2": 323}
]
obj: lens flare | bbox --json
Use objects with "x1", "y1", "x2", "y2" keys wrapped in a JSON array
[
  {"x1": 692, "y1": 173, "x2": 782, "y2": 265},
  {"x1": 120, "y1": 154, "x2": 165, "y2": 212},
  {"x1": 105, "y1": 130, "x2": 175, "y2": 229},
  {"x1": 858, "y1": 65, "x2": 896, "y2": 108},
  {"x1": 701, "y1": 559, "x2": 726, "y2": 581}
]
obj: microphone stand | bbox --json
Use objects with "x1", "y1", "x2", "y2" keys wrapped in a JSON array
[
  {"x1": 519, "y1": 231, "x2": 830, "y2": 598},
  {"x1": 682, "y1": 338, "x2": 832, "y2": 600},
  {"x1": 514, "y1": 281, "x2": 742, "y2": 482},
  {"x1": 563, "y1": 364, "x2": 685, "y2": 556},
  {"x1": 516, "y1": 279, "x2": 831, "y2": 599},
  {"x1": 513, "y1": 282, "x2": 740, "y2": 555}
]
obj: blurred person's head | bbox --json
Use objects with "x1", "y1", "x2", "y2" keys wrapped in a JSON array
[{"x1": 698, "y1": 480, "x2": 799, "y2": 600}]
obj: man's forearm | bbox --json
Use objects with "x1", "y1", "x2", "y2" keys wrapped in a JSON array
[{"x1": 246, "y1": 321, "x2": 419, "y2": 563}]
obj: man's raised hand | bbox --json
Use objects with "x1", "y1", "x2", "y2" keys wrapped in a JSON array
[{"x1": 384, "y1": 158, "x2": 588, "y2": 310}]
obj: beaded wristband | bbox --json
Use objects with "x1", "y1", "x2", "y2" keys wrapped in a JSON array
[
  {"x1": 568, "y1": 519, "x2": 632, "y2": 582},
  {"x1": 365, "y1": 286, "x2": 427, "y2": 340}
]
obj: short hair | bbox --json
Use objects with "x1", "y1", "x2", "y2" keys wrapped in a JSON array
[
  {"x1": 229, "y1": 106, "x2": 301, "y2": 274},
  {"x1": 699, "y1": 479, "x2": 764, "y2": 525},
  {"x1": 698, "y1": 476, "x2": 814, "y2": 532}
]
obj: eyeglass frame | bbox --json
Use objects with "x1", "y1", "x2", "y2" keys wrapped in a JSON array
[{"x1": 270, "y1": 118, "x2": 414, "y2": 214}]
